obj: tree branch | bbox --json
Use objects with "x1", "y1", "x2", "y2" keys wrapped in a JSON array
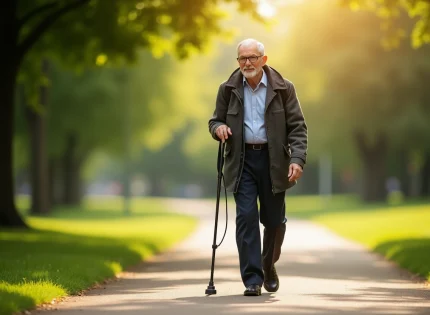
[
  {"x1": 17, "y1": 0, "x2": 90, "y2": 63},
  {"x1": 18, "y1": 1, "x2": 60, "y2": 30}
]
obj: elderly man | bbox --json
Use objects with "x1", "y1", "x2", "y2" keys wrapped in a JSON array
[{"x1": 208, "y1": 38, "x2": 308, "y2": 296}]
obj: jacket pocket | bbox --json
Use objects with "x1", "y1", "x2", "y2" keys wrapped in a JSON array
[
  {"x1": 272, "y1": 108, "x2": 285, "y2": 114},
  {"x1": 282, "y1": 144, "x2": 291, "y2": 158},
  {"x1": 227, "y1": 108, "x2": 239, "y2": 115},
  {"x1": 226, "y1": 108, "x2": 239, "y2": 132},
  {"x1": 224, "y1": 144, "x2": 231, "y2": 157}
]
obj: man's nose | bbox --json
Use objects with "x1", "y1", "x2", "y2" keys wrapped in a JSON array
[{"x1": 245, "y1": 58, "x2": 252, "y2": 66}]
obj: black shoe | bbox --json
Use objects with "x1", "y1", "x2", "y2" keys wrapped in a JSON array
[
  {"x1": 262, "y1": 222, "x2": 285, "y2": 293},
  {"x1": 244, "y1": 284, "x2": 261, "y2": 296},
  {"x1": 263, "y1": 266, "x2": 279, "y2": 292}
]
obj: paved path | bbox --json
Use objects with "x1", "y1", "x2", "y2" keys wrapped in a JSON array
[{"x1": 37, "y1": 198, "x2": 429, "y2": 315}]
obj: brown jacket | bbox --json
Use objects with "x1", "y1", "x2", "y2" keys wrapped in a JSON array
[{"x1": 208, "y1": 65, "x2": 308, "y2": 193}]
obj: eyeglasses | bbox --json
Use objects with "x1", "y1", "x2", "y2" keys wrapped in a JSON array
[{"x1": 237, "y1": 55, "x2": 263, "y2": 65}]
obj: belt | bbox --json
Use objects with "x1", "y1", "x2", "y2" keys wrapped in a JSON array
[{"x1": 245, "y1": 143, "x2": 268, "y2": 150}]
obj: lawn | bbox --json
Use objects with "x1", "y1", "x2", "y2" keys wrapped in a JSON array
[
  {"x1": 286, "y1": 195, "x2": 430, "y2": 282},
  {"x1": 0, "y1": 196, "x2": 198, "y2": 315}
]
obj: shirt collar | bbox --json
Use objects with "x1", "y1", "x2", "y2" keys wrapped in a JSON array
[{"x1": 243, "y1": 69, "x2": 267, "y2": 88}]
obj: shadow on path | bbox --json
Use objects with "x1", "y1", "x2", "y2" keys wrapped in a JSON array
[{"x1": 38, "y1": 200, "x2": 430, "y2": 315}]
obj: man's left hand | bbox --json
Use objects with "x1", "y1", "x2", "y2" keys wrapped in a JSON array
[{"x1": 288, "y1": 163, "x2": 303, "y2": 182}]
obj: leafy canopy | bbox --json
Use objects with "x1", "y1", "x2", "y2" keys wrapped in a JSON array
[{"x1": 342, "y1": 0, "x2": 430, "y2": 48}]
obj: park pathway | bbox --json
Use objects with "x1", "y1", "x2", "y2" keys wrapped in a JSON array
[{"x1": 36, "y1": 198, "x2": 429, "y2": 315}]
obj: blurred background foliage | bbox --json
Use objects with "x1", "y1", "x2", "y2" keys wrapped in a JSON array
[
  {"x1": 2, "y1": 0, "x2": 430, "y2": 224},
  {"x1": 2, "y1": 2, "x2": 429, "y2": 312}
]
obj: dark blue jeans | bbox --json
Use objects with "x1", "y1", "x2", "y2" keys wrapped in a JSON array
[{"x1": 234, "y1": 148, "x2": 286, "y2": 287}]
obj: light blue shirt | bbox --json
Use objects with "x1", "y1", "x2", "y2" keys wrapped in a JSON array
[{"x1": 243, "y1": 70, "x2": 268, "y2": 144}]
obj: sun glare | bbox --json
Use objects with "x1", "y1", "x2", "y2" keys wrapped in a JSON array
[
  {"x1": 257, "y1": 1, "x2": 277, "y2": 18},
  {"x1": 257, "y1": 0, "x2": 305, "y2": 18}
]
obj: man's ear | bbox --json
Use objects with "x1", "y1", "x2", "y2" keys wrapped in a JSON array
[{"x1": 262, "y1": 55, "x2": 268, "y2": 65}]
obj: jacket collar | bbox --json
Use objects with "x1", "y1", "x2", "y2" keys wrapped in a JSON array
[{"x1": 225, "y1": 65, "x2": 287, "y2": 91}]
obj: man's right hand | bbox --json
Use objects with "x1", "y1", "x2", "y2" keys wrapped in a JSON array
[{"x1": 215, "y1": 125, "x2": 232, "y2": 143}]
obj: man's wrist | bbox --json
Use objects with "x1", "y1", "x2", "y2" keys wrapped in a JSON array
[
  {"x1": 215, "y1": 125, "x2": 223, "y2": 132},
  {"x1": 290, "y1": 157, "x2": 305, "y2": 169}
]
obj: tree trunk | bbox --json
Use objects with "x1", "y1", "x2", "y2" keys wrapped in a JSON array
[
  {"x1": 354, "y1": 131, "x2": 387, "y2": 202},
  {"x1": 421, "y1": 153, "x2": 430, "y2": 197},
  {"x1": 49, "y1": 157, "x2": 63, "y2": 206},
  {"x1": 26, "y1": 60, "x2": 51, "y2": 215},
  {"x1": 63, "y1": 133, "x2": 83, "y2": 205},
  {"x1": 148, "y1": 175, "x2": 165, "y2": 196},
  {"x1": 0, "y1": 2, "x2": 28, "y2": 228}
]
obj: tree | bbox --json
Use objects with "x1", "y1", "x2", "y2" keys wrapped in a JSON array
[
  {"x1": 276, "y1": 0, "x2": 430, "y2": 201},
  {"x1": 25, "y1": 59, "x2": 51, "y2": 214},
  {"x1": 343, "y1": 0, "x2": 430, "y2": 48},
  {"x1": 1, "y1": 0, "x2": 261, "y2": 228},
  {"x1": 47, "y1": 51, "x2": 185, "y2": 205},
  {"x1": 47, "y1": 64, "x2": 123, "y2": 206}
]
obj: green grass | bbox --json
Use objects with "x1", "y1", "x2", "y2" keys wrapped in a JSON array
[
  {"x1": 286, "y1": 195, "x2": 430, "y2": 281},
  {"x1": 0, "y1": 196, "x2": 198, "y2": 315}
]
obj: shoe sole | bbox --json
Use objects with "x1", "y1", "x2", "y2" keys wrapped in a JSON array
[
  {"x1": 263, "y1": 283, "x2": 279, "y2": 292},
  {"x1": 244, "y1": 291, "x2": 261, "y2": 296}
]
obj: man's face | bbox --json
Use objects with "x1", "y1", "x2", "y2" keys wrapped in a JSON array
[{"x1": 237, "y1": 44, "x2": 267, "y2": 79}]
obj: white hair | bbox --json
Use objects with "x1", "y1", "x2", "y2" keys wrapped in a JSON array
[{"x1": 237, "y1": 38, "x2": 265, "y2": 56}]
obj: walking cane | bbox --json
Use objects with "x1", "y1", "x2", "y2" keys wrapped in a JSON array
[{"x1": 205, "y1": 141, "x2": 228, "y2": 295}]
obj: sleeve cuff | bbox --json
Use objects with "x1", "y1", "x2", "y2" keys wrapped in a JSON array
[
  {"x1": 290, "y1": 157, "x2": 305, "y2": 169},
  {"x1": 211, "y1": 123, "x2": 224, "y2": 140}
]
